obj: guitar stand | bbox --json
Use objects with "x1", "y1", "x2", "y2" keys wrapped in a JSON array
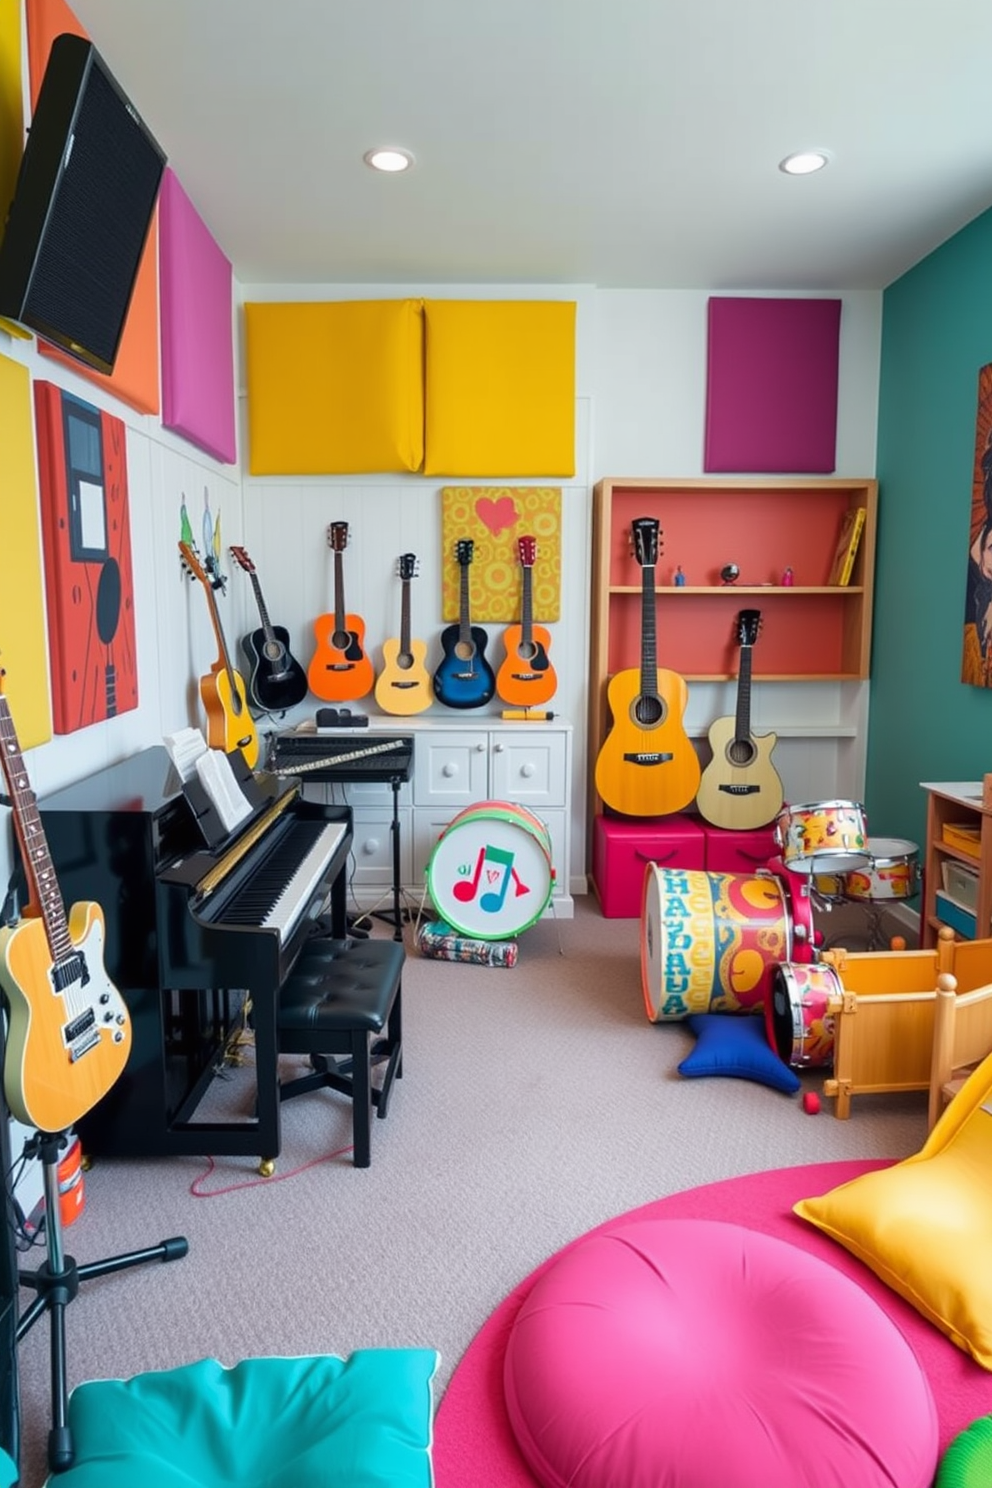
[{"x1": 17, "y1": 1131, "x2": 188, "y2": 1474}]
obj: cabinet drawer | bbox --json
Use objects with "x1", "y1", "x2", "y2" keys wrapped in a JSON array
[
  {"x1": 489, "y1": 732, "x2": 567, "y2": 807},
  {"x1": 413, "y1": 733, "x2": 489, "y2": 806},
  {"x1": 350, "y1": 808, "x2": 412, "y2": 888}
]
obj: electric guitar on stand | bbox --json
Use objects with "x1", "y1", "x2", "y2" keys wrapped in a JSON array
[
  {"x1": 0, "y1": 669, "x2": 131, "y2": 1131},
  {"x1": 594, "y1": 516, "x2": 700, "y2": 816},
  {"x1": 229, "y1": 545, "x2": 308, "y2": 713},
  {"x1": 696, "y1": 608, "x2": 784, "y2": 830},
  {"x1": 375, "y1": 553, "x2": 432, "y2": 716},
  {"x1": 178, "y1": 542, "x2": 260, "y2": 768},
  {"x1": 496, "y1": 535, "x2": 557, "y2": 707},
  {"x1": 308, "y1": 521, "x2": 375, "y2": 703},
  {"x1": 433, "y1": 539, "x2": 496, "y2": 709}
]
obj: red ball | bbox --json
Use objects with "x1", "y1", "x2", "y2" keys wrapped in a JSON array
[{"x1": 803, "y1": 1091, "x2": 821, "y2": 1116}]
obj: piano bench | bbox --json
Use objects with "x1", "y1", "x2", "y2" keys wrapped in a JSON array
[{"x1": 278, "y1": 937, "x2": 405, "y2": 1168}]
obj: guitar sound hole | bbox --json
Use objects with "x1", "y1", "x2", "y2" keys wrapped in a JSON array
[
  {"x1": 397, "y1": 652, "x2": 413, "y2": 671},
  {"x1": 517, "y1": 639, "x2": 539, "y2": 661},
  {"x1": 728, "y1": 739, "x2": 757, "y2": 767},
  {"x1": 331, "y1": 629, "x2": 351, "y2": 651},
  {"x1": 633, "y1": 695, "x2": 665, "y2": 727},
  {"x1": 263, "y1": 640, "x2": 285, "y2": 662},
  {"x1": 454, "y1": 641, "x2": 477, "y2": 661}
]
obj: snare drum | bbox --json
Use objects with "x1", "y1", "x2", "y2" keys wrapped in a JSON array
[
  {"x1": 426, "y1": 801, "x2": 554, "y2": 940},
  {"x1": 765, "y1": 960, "x2": 842, "y2": 1068},
  {"x1": 775, "y1": 799, "x2": 870, "y2": 875},
  {"x1": 640, "y1": 865, "x2": 792, "y2": 1022},
  {"x1": 836, "y1": 838, "x2": 920, "y2": 902}
]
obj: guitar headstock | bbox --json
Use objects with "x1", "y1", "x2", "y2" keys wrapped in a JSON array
[
  {"x1": 456, "y1": 539, "x2": 475, "y2": 567},
  {"x1": 631, "y1": 517, "x2": 661, "y2": 567},
  {"x1": 327, "y1": 521, "x2": 349, "y2": 552},
  {"x1": 398, "y1": 553, "x2": 419, "y2": 580},
  {"x1": 736, "y1": 608, "x2": 762, "y2": 646},
  {"x1": 518, "y1": 535, "x2": 537, "y2": 568},
  {"x1": 178, "y1": 540, "x2": 209, "y2": 588},
  {"x1": 230, "y1": 545, "x2": 256, "y2": 575}
]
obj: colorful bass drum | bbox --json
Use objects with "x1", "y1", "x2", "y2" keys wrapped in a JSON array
[
  {"x1": 766, "y1": 960, "x2": 843, "y2": 1068},
  {"x1": 426, "y1": 801, "x2": 554, "y2": 940},
  {"x1": 639, "y1": 865, "x2": 812, "y2": 1023}
]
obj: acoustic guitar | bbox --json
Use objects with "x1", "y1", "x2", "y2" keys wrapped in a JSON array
[
  {"x1": 594, "y1": 517, "x2": 700, "y2": 816},
  {"x1": 308, "y1": 521, "x2": 375, "y2": 703},
  {"x1": 433, "y1": 539, "x2": 496, "y2": 709},
  {"x1": 696, "y1": 608, "x2": 784, "y2": 830},
  {"x1": 375, "y1": 553, "x2": 432, "y2": 716},
  {"x1": 496, "y1": 535, "x2": 557, "y2": 707},
  {"x1": 178, "y1": 542, "x2": 260, "y2": 768},
  {"x1": 229, "y1": 545, "x2": 309, "y2": 714},
  {"x1": 0, "y1": 670, "x2": 131, "y2": 1132}
]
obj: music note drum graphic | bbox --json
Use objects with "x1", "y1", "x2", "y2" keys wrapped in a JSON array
[{"x1": 426, "y1": 802, "x2": 555, "y2": 939}]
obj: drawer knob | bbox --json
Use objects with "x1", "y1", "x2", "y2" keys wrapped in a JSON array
[
  {"x1": 475, "y1": 742, "x2": 486, "y2": 752},
  {"x1": 520, "y1": 762, "x2": 536, "y2": 778},
  {"x1": 442, "y1": 762, "x2": 459, "y2": 777},
  {"x1": 363, "y1": 837, "x2": 380, "y2": 855}
]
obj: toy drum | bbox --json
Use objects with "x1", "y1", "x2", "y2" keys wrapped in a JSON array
[
  {"x1": 640, "y1": 865, "x2": 793, "y2": 1022},
  {"x1": 774, "y1": 799, "x2": 870, "y2": 875},
  {"x1": 426, "y1": 801, "x2": 554, "y2": 940},
  {"x1": 837, "y1": 838, "x2": 920, "y2": 902},
  {"x1": 765, "y1": 960, "x2": 842, "y2": 1068}
]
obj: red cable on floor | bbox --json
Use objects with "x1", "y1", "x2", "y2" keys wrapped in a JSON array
[{"x1": 189, "y1": 1145, "x2": 354, "y2": 1198}]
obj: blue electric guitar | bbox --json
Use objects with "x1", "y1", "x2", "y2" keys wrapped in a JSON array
[{"x1": 433, "y1": 539, "x2": 496, "y2": 709}]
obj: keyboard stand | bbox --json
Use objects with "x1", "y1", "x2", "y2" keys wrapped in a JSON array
[{"x1": 370, "y1": 772, "x2": 407, "y2": 942}]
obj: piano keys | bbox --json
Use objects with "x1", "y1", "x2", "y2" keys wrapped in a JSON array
[{"x1": 31, "y1": 746, "x2": 352, "y2": 1164}]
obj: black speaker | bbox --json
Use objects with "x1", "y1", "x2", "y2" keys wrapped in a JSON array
[{"x1": 0, "y1": 33, "x2": 166, "y2": 374}]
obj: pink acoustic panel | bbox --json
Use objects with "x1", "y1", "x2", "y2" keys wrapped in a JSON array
[
  {"x1": 159, "y1": 169, "x2": 236, "y2": 463},
  {"x1": 704, "y1": 297, "x2": 841, "y2": 473}
]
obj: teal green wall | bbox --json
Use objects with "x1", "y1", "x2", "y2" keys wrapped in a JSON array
[{"x1": 868, "y1": 207, "x2": 992, "y2": 859}]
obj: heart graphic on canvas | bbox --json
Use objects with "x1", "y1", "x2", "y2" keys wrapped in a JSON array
[{"x1": 475, "y1": 496, "x2": 518, "y2": 536}]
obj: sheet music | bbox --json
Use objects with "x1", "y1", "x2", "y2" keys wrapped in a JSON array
[
  {"x1": 194, "y1": 749, "x2": 253, "y2": 833},
  {"x1": 164, "y1": 727, "x2": 209, "y2": 783}
]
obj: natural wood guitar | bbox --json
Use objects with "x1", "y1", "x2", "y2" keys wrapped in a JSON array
[
  {"x1": 308, "y1": 521, "x2": 375, "y2": 703},
  {"x1": 696, "y1": 608, "x2": 784, "y2": 830},
  {"x1": 178, "y1": 542, "x2": 260, "y2": 768},
  {"x1": 375, "y1": 553, "x2": 432, "y2": 716},
  {"x1": 594, "y1": 516, "x2": 700, "y2": 816},
  {"x1": 0, "y1": 671, "x2": 131, "y2": 1131},
  {"x1": 496, "y1": 535, "x2": 557, "y2": 707},
  {"x1": 229, "y1": 545, "x2": 308, "y2": 713}
]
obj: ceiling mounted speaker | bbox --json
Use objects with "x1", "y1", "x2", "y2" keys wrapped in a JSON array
[{"x1": 0, "y1": 33, "x2": 166, "y2": 374}]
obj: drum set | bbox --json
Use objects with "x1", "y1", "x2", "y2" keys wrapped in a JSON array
[{"x1": 640, "y1": 798, "x2": 921, "y2": 1072}]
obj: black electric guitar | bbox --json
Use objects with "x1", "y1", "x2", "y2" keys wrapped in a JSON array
[
  {"x1": 230, "y1": 546, "x2": 308, "y2": 713},
  {"x1": 696, "y1": 609, "x2": 784, "y2": 830},
  {"x1": 433, "y1": 540, "x2": 496, "y2": 709}
]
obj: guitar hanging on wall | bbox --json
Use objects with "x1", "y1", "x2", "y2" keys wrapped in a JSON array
[
  {"x1": 178, "y1": 542, "x2": 260, "y2": 768},
  {"x1": 433, "y1": 539, "x2": 496, "y2": 709},
  {"x1": 496, "y1": 535, "x2": 557, "y2": 707},
  {"x1": 375, "y1": 553, "x2": 432, "y2": 716},
  {"x1": 594, "y1": 516, "x2": 700, "y2": 816},
  {"x1": 0, "y1": 669, "x2": 131, "y2": 1132},
  {"x1": 307, "y1": 521, "x2": 374, "y2": 703},
  {"x1": 696, "y1": 608, "x2": 784, "y2": 830},
  {"x1": 229, "y1": 545, "x2": 308, "y2": 714}
]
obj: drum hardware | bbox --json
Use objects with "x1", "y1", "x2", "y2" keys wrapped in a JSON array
[{"x1": 815, "y1": 837, "x2": 920, "y2": 952}]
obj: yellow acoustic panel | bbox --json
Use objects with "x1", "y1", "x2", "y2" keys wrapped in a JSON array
[
  {"x1": 0, "y1": 354, "x2": 52, "y2": 747},
  {"x1": 423, "y1": 300, "x2": 576, "y2": 477},
  {"x1": 245, "y1": 299, "x2": 425, "y2": 474}
]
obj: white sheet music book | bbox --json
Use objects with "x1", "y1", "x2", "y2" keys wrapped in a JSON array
[
  {"x1": 163, "y1": 727, "x2": 209, "y2": 783},
  {"x1": 194, "y1": 749, "x2": 253, "y2": 834}
]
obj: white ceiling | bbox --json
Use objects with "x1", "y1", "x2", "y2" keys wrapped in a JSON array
[{"x1": 68, "y1": 0, "x2": 992, "y2": 292}]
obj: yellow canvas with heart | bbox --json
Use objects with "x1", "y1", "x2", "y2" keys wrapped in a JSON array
[{"x1": 440, "y1": 487, "x2": 561, "y2": 623}]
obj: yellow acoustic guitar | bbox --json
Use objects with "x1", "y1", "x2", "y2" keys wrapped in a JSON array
[
  {"x1": 178, "y1": 542, "x2": 259, "y2": 768},
  {"x1": 0, "y1": 672, "x2": 131, "y2": 1132},
  {"x1": 594, "y1": 517, "x2": 700, "y2": 816},
  {"x1": 496, "y1": 535, "x2": 558, "y2": 707},
  {"x1": 696, "y1": 609, "x2": 784, "y2": 830},
  {"x1": 375, "y1": 553, "x2": 432, "y2": 715}
]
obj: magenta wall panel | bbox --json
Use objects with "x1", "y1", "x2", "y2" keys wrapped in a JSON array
[
  {"x1": 704, "y1": 297, "x2": 841, "y2": 473},
  {"x1": 159, "y1": 169, "x2": 236, "y2": 463}
]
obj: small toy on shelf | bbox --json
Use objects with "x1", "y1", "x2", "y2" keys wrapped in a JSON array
[
  {"x1": 781, "y1": 566, "x2": 795, "y2": 586},
  {"x1": 720, "y1": 563, "x2": 740, "y2": 585},
  {"x1": 674, "y1": 565, "x2": 686, "y2": 586}
]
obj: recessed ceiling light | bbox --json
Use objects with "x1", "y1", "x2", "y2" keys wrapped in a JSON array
[
  {"x1": 779, "y1": 150, "x2": 831, "y2": 176},
  {"x1": 364, "y1": 147, "x2": 415, "y2": 173}
]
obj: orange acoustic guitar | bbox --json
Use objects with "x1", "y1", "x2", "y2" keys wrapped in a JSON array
[
  {"x1": 308, "y1": 521, "x2": 375, "y2": 703},
  {"x1": 594, "y1": 516, "x2": 700, "y2": 816},
  {"x1": 496, "y1": 535, "x2": 558, "y2": 707},
  {"x1": 0, "y1": 669, "x2": 131, "y2": 1132},
  {"x1": 178, "y1": 542, "x2": 260, "y2": 769},
  {"x1": 375, "y1": 553, "x2": 432, "y2": 716}
]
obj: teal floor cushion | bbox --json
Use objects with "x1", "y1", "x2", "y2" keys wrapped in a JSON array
[{"x1": 45, "y1": 1349, "x2": 439, "y2": 1488}]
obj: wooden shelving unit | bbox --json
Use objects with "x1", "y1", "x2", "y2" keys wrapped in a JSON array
[{"x1": 920, "y1": 781, "x2": 992, "y2": 947}]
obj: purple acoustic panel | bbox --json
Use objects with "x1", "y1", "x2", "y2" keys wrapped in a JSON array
[
  {"x1": 704, "y1": 297, "x2": 841, "y2": 473},
  {"x1": 159, "y1": 168, "x2": 236, "y2": 463}
]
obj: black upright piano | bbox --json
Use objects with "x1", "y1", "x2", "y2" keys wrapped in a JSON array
[{"x1": 32, "y1": 746, "x2": 352, "y2": 1165}]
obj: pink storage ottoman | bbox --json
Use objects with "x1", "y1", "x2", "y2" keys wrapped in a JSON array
[
  {"x1": 703, "y1": 823, "x2": 778, "y2": 874},
  {"x1": 592, "y1": 814, "x2": 705, "y2": 917}
]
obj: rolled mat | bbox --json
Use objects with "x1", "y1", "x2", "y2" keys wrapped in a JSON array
[{"x1": 417, "y1": 921, "x2": 518, "y2": 967}]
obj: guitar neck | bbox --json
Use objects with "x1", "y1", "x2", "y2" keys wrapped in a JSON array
[
  {"x1": 400, "y1": 580, "x2": 411, "y2": 652},
  {"x1": 459, "y1": 565, "x2": 472, "y2": 645},
  {"x1": 0, "y1": 698, "x2": 70, "y2": 961},
  {"x1": 334, "y1": 551, "x2": 347, "y2": 632},
  {"x1": 640, "y1": 563, "x2": 659, "y2": 698},
  {"x1": 249, "y1": 571, "x2": 277, "y2": 646},
  {"x1": 204, "y1": 581, "x2": 239, "y2": 696},
  {"x1": 734, "y1": 645, "x2": 754, "y2": 742},
  {"x1": 521, "y1": 565, "x2": 533, "y2": 646}
]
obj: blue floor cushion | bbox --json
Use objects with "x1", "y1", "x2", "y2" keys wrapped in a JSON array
[
  {"x1": 678, "y1": 1012, "x2": 801, "y2": 1094},
  {"x1": 46, "y1": 1349, "x2": 439, "y2": 1488}
]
